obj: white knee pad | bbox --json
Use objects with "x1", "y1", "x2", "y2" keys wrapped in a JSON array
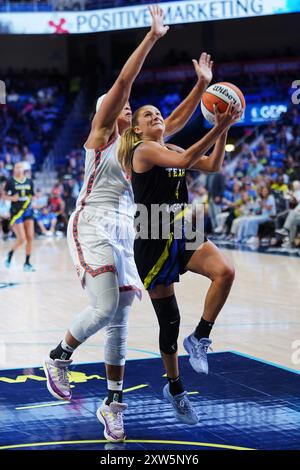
[
  {"x1": 70, "y1": 272, "x2": 119, "y2": 343},
  {"x1": 104, "y1": 291, "x2": 135, "y2": 366}
]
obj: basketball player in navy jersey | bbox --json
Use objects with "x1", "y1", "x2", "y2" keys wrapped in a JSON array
[
  {"x1": 3, "y1": 162, "x2": 35, "y2": 271},
  {"x1": 118, "y1": 102, "x2": 241, "y2": 424}
]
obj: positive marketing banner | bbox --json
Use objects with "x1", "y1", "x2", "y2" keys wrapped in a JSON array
[{"x1": 0, "y1": 0, "x2": 299, "y2": 34}]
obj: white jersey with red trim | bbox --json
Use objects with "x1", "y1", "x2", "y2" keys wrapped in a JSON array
[
  {"x1": 76, "y1": 136, "x2": 134, "y2": 218},
  {"x1": 67, "y1": 135, "x2": 142, "y2": 297}
]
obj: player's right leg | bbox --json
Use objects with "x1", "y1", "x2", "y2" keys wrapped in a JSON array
[
  {"x1": 44, "y1": 271, "x2": 119, "y2": 400},
  {"x1": 150, "y1": 285, "x2": 198, "y2": 425},
  {"x1": 97, "y1": 290, "x2": 135, "y2": 441},
  {"x1": 5, "y1": 221, "x2": 25, "y2": 268}
]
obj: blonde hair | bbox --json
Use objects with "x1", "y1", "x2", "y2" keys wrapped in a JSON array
[{"x1": 118, "y1": 106, "x2": 148, "y2": 176}]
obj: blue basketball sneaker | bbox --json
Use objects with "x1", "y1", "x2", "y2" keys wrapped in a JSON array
[
  {"x1": 24, "y1": 263, "x2": 36, "y2": 272},
  {"x1": 183, "y1": 334, "x2": 212, "y2": 374},
  {"x1": 4, "y1": 254, "x2": 12, "y2": 268},
  {"x1": 163, "y1": 384, "x2": 199, "y2": 425}
]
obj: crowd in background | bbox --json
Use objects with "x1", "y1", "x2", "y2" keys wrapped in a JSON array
[
  {"x1": 0, "y1": 69, "x2": 69, "y2": 167},
  {"x1": 188, "y1": 105, "x2": 300, "y2": 249},
  {"x1": 0, "y1": 70, "x2": 76, "y2": 239},
  {"x1": 1, "y1": 65, "x2": 300, "y2": 251}
]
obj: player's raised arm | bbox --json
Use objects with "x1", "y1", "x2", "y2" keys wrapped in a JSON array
[
  {"x1": 189, "y1": 104, "x2": 242, "y2": 173},
  {"x1": 132, "y1": 103, "x2": 240, "y2": 171},
  {"x1": 164, "y1": 52, "x2": 213, "y2": 138},
  {"x1": 86, "y1": 5, "x2": 169, "y2": 148}
]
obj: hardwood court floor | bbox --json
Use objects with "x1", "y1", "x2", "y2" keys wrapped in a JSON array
[{"x1": 0, "y1": 238, "x2": 299, "y2": 371}]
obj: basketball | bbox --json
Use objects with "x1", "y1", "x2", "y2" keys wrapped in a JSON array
[{"x1": 201, "y1": 82, "x2": 246, "y2": 124}]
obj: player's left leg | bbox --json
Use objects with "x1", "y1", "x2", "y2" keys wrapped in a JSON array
[
  {"x1": 23, "y1": 218, "x2": 36, "y2": 272},
  {"x1": 184, "y1": 240, "x2": 235, "y2": 374}
]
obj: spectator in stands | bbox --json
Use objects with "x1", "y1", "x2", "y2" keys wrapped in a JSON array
[
  {"x1": 255, "y1": 139, "x2": 270, "y2": 163},
  {"x1": 234, "y1": 159, "x2": 247, "y2": 178},
  {"x1": 11, "y1": 145, "x2": 22, "y2": 164},
  {"x1": 22, "y1": 145, "x2": 36, "y2": 169},
  {"x1": 206, "y1": 172, "x2": 225, "y2": 231},
  {"x1": 62, "y1": 177, "x2": 79, "y2": 217},
  {"x1": 240, "y1": 143, "x2": 255, "y2": 161},
  {"x1": 243, "y1": 178, "x2": 257, "y2": 199},
  {"x1": 48, "y1": 186, "x2": 66, "y2": 232},
  {"x1": 264, "y1": 121, "x2": 277, "y2": 145},
  {"x1": 214, "y1": 181, "x2": 242, "y2": 234},
  {"x1": 36, "y1": 206, "x2": 57, "y2": 237},
  {"x1": 276, "y1": 181, "x2": 300, "y2": 247},
  {"x1": 276, "y1": 126, "x2": 293, "y2": 149},
  {"x1": 32, "y1": 188, "x2": 49, "y2": 211},
  {"x1": 230, "y1": 190, "x2": 255, "y2": 241},
  {"x1": 271, "y1": 175, "x2": 288, "y2": 194},
  {"x1": 0, "y1": 160, "x2": 10, "y2": 182},
  {"x1": 247, "y1": 157, "x2": 264, "y2": 179},
  {"x1": 4, "y1": 153, "x2": 14, "y2": 174},
  {"x1": 237, "y1": 186, "x2": 276, "y2": 245}
]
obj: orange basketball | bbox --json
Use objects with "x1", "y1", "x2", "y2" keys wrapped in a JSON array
[{"x1": 201, "y1": 82, "x2": 246, "y2": 124}]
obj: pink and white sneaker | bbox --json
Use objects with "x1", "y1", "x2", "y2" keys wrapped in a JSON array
[
  {"x1": 97, "y1": 399, "x2": 128, "y2": 442},
  {"x1": 43, "y1": 356, "x2": 72, "y2": 401}
]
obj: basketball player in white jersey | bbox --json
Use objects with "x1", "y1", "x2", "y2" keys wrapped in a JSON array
[{"x1": 43, "y1": 5, "x2": 214, "y2": 442}]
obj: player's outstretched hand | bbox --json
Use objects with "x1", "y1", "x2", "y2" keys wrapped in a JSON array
[
  {"x1": 149, "y1": 5, "x2": 169, "y2": 40},
  {"x1": 193, "y1": 52, "x2": 213, "y2": 86}
]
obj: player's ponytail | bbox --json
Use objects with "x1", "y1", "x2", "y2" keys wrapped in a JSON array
[
  {"x1": 118, "y1": 106, "x2": 145, "y2": 176},
  {"x1": 118, "y1": 128, "x2": 140, "y2": 176}
]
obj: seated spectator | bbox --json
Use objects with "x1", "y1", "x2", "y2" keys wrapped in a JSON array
[
  {"x1": 11, "y1": 145, "x2": 22, "y2": 164},
  {"x1": 276, "y1": 181, "x2": 300, "y2": 247},
  {"x1": 49, "y1": 186, "x2": 65, "y2": 213},
  {"x1": 0, "y1": 160, "x2": 10, "y2": 183},
  {"x1": 62, "y1": 177, "x2": 80, "y2": 217},
  {"x1": 32, "y1": 188, "x2": 49, "y2": 210},
  {"x1": 236, "y1": 186, "x2": 276, "y2": 245},
  {"x1": 255, "y1": 139, "x2": 270, "y2": 163},
  {"x1": 4, "y1": 153, "x2": 13, "y2": 174},
  {"x1": 206, "y1": 172, "x2": 225, "y2": 232},
  {"x1": 215, "y1": 181, "x2": 242, "y2": 234},
  {"x1": 264, "y1": 121, "x2": 277, "y2": 145},
  {"x1": 48, "y1": 186, "x2": 66, "y2": 232},
  {"x1": 230, "y1": 191, "x2": 255, "y2": 241},
  {"x1": 36, "y1": 206, "x2": 58, "y2": 237},
  {"x1": 240, "y1": 143, "x2": 255, "y2": 161},
  {"x1": 271, "y1": 175, "x2": 289, "y2": 194},
  {"x1": 22, "y1": 145, "x2": 36, "y2": 169},
  {"x1": 247, "y1": 157, "x2": 264, "y2": 179},
  {"x1": 234, "y1": 159, "x2": 247, "y2": 178}
]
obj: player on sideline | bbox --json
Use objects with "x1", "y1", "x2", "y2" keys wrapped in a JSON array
[
  {"x1": 44, "y1": 6, "x2": 215, "y2": 441},
  {"x1": 118, "y1": 102, "x2": 241, "y2": 424},
  {"x1": 3, "y1": 162, "x2": 35, "y2": 271}
]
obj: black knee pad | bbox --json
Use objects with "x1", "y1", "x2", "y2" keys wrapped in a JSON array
[{"x1": 151, "y1": 295, "x2": 180, "y2": 355}]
